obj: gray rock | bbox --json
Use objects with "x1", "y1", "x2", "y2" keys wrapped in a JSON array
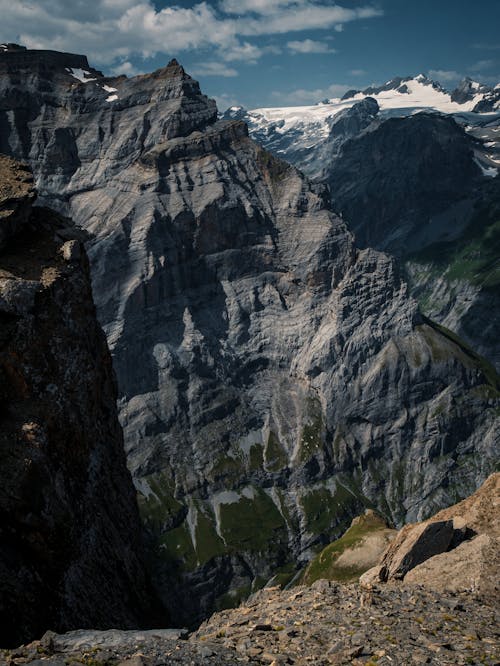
[{"x1": 0, "y1": 49, "x2": 498, "y2": 626}]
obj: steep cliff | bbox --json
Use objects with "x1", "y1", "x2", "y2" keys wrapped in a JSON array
[
  {"x1": 326, "y1": 112, "x2": 500, "y2": 370},
  {"x1": 0, "y1": 155, "x2": 159, "y2": 647},
  {"x1": 0, "y1": 50, "x2": 498, "y2": 623}
]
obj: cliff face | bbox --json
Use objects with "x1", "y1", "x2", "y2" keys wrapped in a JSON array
[
  {"x1": 0, "y1": 155, "x2": 158, "y2": 647},
  {"x1": 326, "y1": 112, "x2": 500, "y2": 370},
  {"x1": 0, "y1": 51, "x2": 498, "y2": 623}
]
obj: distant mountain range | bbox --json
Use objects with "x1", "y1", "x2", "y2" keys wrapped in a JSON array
[
  {"x1": 222, "y1": 74, "x2": 500, "y2": 180},
  {"x1": 224, "y1": 74, "x2": 500, "y2": 371}
]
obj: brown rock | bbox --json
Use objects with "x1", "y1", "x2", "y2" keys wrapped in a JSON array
[{"x1": 379, "y1": 520, "x2": 455, "y2": 580}]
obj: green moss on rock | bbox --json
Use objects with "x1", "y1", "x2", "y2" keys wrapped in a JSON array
[
  {"x1": 302, "y1": 510, "x2": 392, "y2": 585},
  {"x1": 219, "y1": 487, "x2": 287, "y2": 552}
]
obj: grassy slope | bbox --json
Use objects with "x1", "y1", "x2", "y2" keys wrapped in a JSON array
[
  {"x1": 302, "y1": 511, "x2": 392, "y2": 585},
  {"x1": 408, "y1": 202, "x2": 500, "y2": 290}
]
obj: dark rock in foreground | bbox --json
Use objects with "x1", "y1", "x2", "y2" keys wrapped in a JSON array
[{"x1": 0, "y1": 155, "x2": 162, "y2": 646}]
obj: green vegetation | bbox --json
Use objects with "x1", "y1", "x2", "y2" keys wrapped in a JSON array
[
  {"x1": 266, "y1": 561, "x2": 297, "y2": 588},
  {"x1": 209, "y1": 453, "x2": 246, "y2": 484},
  {"x1": 248, "y1": 442, "x2": 264, "y2": 470},
  {"x1": 194, "y1": 504, "x2": 226, "y2": 565},
  {"x1": 408, "y1": 206, "x2": 500, "y2": 290},
  {"x1": 158, "y1": 503, "x2": 226, "y2": 572},
  {"x1": 300, "y1": 481, "x2": 365, "y2": 537},
  {"x1": 302, "y1": 510, "x2": 390, "y2": 585},
  {"x1": 219, "y1": 487, "x2": 287, "y2": 552},
  {"x1": 215, "y1": 583, "x2": 252, "y2": 612},
  {"x1": 265, "y1": 431, "x2": 288, "y2": 471},
  {"x1": 160, "y1": 523, "x2": 198, "y2": 571},
  {"x1": 414, "y1": 319, "x2": 500, "y2": 400},
  {"x1": 137, "y1": 471, "x2": 184, "y2": 532}
]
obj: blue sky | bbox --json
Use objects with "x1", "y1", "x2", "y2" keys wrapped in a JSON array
[{"x1": 1, "y1": 0, "x2": 499, "y2": 108}]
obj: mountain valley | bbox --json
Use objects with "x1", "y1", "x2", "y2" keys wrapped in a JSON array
[{"x1": 0, "y1": 44, "x2": 499, "y2": 636}]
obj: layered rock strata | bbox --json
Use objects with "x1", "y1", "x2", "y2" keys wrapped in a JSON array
[{"x1": 0, "y1": 50, "x2": 498, "y2": 622}]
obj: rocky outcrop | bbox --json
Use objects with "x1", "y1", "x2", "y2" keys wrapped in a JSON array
[
  {"x1": 0, "y1": 157, "x2": 35, "y2": 248},
  {"x1": 0, "y1": 49, "x2": 498, "y2": 624},
  {"x1": 301, "y1": 510, "x2": 396, "y2": 585},
  {"x1": 0, "y1": 155, "x2": 160, "y2": 647},
  {"x1": 360, "y1": 472, "x2": 499, "y2": 599}
]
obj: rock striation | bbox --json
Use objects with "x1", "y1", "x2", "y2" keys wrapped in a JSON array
[
  {"x1": 0, "y1": 49, "x2": 498, "y2": 623},
  {"x1": 0, "y1": 155, "x2": 160, "y2": 647}
]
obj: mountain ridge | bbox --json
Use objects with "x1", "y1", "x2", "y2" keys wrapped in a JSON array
[{"x1": 0, "y1": 47, "x2": 498, "y2": 624}]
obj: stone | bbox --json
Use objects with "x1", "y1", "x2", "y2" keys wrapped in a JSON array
[
  {"x1": 379, "y1": 520, "x2": 455, "y2": 580},
  {"x1": 0, "y1": 161, "x2": 159, "y2": 648},
  {"x1": 0, "y1": 48, "x2": 498, "y2": 626}
]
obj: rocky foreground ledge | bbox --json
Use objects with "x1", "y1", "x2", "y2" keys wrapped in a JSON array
[
  {"x1": 2, "y1": 584, "x2": 498, "y2": 665},
  {"x1": 4, "y1": 475, "x2": 499, "y2": 665}
]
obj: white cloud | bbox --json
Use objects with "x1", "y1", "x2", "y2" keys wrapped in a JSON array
[
  {"x1": 0, "y1": 0, "x2": 383, "y2": 70},
  {"x1": 212, "y1": 92, "x2": 243, "y2": 109},
  {"x1": 219, "y1": 0, "x2": 307, "y2": 15},
  {"x1": 287, "y1": 39, "x2": 336, "y2": 54},
  {"x1": 468, "y1": 59, "x2": 495, "y2": 72},
  {"x1": 222, "y1": 41, "x2": 263, "y2": 62},
  {"x1": 271, "y1": 82, "x2": 351, "y2": 105},
  {"x1": 110, "y1": 60, "x2": 143, "y2": 76},
  {"x1": 349, "y1": 68, "x2": 366, "y2": 76},
  {"x1": 191, "y1": 61, "x2": 238, "y2": 77},
  {"x1": 428, "y1": 69, "x2": 462, "y2": 83},
  {"x1": 472, "y1": 43, "x2": 500, "y2": 51}
]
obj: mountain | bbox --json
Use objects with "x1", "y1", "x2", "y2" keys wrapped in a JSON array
[
  {"x1": 0, "y1": 155, "x2": 159, "y2": 646},
  {"x1": 226, "y1": 75, "x2": 500, "y2": 371},
  {"x1": 223, "y1": 73, "x2": 500, "y2": 180},
  {"x1": 0, "y1": 46, "x2": 498, "y2": 624},
  {"x1": 327, "y1": 111, "x2": 500, "y2": 370}
]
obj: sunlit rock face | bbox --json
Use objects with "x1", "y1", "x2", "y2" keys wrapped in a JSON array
[{"x1": 1, "y1": 50, "x2": 498, "y2": 624}]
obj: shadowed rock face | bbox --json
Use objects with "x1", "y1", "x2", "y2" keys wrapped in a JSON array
[
  {"x1": 0, "y1": 50, "x2": 498, "y2": 624},
  {"x1": 0, "y1": 155, "x2": 160, "y2": 647},
  {"x1": 327, "y1": 113, "x2": 500, "y2": 370}
]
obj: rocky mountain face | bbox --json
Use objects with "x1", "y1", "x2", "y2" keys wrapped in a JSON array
[
  {"x1": 326, "y1": 112, "x2": 500, "y2": 370},
  {"x1": 0, "y1": 155, "x2": 159, "y2": 647},
  {"x1": 232, "y1": 78, "x2": 500, "y2": 371},
  {"x1": 0, "y1": 48, "x2": 498, "y2": 624}
]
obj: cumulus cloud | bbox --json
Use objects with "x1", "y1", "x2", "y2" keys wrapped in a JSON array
[
  {"x1": 0, "y1": 0, "x2": 383, "y2": 70},
  {"x1": 271, "y1": 82, "x2": 351, "y2": 105},
  {"x1": 428, "y1": 69, "x2": 462, "y2": 83},
  {"x1": 287, "y1": 39, "x2": 336, "y2": 54},
  {"x1": 191, "y1": 61, "x2": 238, "y2": 77},
  {"x1": 110, "y1": 60, "x2": 144, "y2": 76}
]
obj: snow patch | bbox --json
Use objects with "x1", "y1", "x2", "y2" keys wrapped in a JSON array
[
  {"x1": 106, "y1": 94, "x2": 118, "y2": 102},
  {"x1": 474, "y1": 158, "x2": 498, "y2": 178},
  {"x1": 66, "y1": 67, "x2": 97, "y2": 83}
]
